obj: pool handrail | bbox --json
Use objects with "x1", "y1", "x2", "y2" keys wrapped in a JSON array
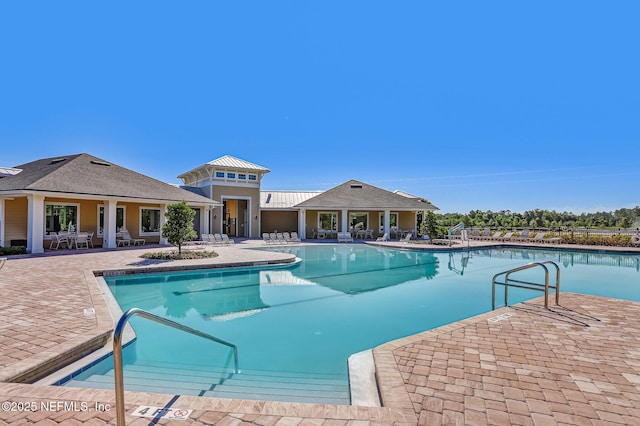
[
  {"x1": 113, "y1": 307, "x2": 239, "y2": 426},
  {"x1": 491, "y1": 261, "x2": 560, "y2": 310}
]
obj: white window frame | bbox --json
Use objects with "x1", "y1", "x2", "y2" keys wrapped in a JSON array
[
  {"x1": 227, "y1": 172, "x2": 236, "y2": 179},
  {"x1": 97, "y1": 205, "x2": 126, "y2": 237},
  {"x1": 379, "y1": 212, "x2": 399, "y2": 232},
  {"x1": 248, "y1": 174, "x2": 257, "y2": 181},
  {"x1": 215, "y1": 171, "x2": 225, "y2": 178},
  {"x1": 349, "y1": 212, "x2": 369, "y2": 230},
  {"x1": 139, "y1": 206, "x2": 162, "y2": 236},
  {"x1": 44, "y1": 202, "x2": 80, "y2": 237},
  {"x1": 318, "y1": 211, "x2": 338, "y2": 231}
]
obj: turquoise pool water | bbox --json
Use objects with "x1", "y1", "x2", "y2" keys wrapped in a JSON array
[{"x1": 66, "y1": 245, "x2": 640, "y2": 399}]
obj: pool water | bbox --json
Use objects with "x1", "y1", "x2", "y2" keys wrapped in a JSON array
[{"x1": 65, "y1": 245, "x2": 640, "y2": 401}]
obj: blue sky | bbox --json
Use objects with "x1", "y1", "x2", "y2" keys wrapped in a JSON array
[{"x1": 2, "y1": 1, "x2": 639, "y2": 214}]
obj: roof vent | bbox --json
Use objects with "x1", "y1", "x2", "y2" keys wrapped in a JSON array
[
  {"x1": 90, "y1": 160, "x2": 111, "y2": 167},
  {"x1": 350, "y1": 183, "x2": 363, "y2": 189},
  {"x1": 49, "y1": 158, "x2": 67, "y2": 165}
]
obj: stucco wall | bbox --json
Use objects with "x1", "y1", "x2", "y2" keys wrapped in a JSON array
[
  {"x1": 4, "y1": 197, "x2": 28, "y2": 245},
  {"x1": 261, "y1": 210, "x2": 298, "y2": 234}
]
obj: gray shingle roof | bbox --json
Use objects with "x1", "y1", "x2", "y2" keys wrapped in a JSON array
[
  {"x1": 294, "y1": 179, "x2": 438, "y2": 210},
  {"x1": 0, "y1": 153, "x2": 216, "y2": 205}
]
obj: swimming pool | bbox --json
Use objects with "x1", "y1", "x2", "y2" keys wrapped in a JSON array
[{"x1": 63, "y1": 245, "x2": 640, "y2": 402}]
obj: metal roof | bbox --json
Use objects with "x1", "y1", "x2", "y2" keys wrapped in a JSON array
[
  {"x1": 260, "y1": 190, "x2": 323, "y2": 209},
  {"x1": 206, "y1": 155, "x2": 270, "y2": 172}
]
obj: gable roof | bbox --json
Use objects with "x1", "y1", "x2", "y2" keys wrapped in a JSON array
[
  {"x1": 0, "y1": 153, "x2": 216, "y2": 205},
  {"x1": 295, "y1": 179, "x2": 438, "y2": 211}
]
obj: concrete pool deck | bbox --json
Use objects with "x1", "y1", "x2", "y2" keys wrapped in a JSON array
[{"x1": 0, "y1": 240, "x2": 639, "y2": 424}]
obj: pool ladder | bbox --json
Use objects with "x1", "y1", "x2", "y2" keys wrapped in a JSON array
[
  {"x1": 492, "y1": 261, "x2": 560, "y2": 310},
  {"x1": 113, "y1": 308, "x2": 239, "y2": 426}
]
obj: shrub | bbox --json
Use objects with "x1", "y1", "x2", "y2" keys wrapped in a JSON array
[
  {"x1": 0, "y1": 246, "x2": 27, "y2": 255},
  {"x1": 141, "y1": 250, "x2": 218, "y2": 260}
]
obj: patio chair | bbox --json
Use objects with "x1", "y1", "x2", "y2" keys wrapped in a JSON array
[
  {"x1": 376, "y1": 233, "x2": 388, "y2": 242},
  {"x1": 269, "y1": 233, "x2": 279, "y2": 244},
  {"x1": 337, "y1": 232, "x2": 354, "y2": 243},
  {"x1": 74, "y1": 232, "x2": 90, "y2": 249},
  {"x1": 49, "y1": 232, "x2": 69, "y2": 250},
  {"x1": 283, "y1": 232, "x2": 292, "y2": 242},
  {"x1": 213, "y1": 234, "x2": 224, "y2": 245},
  {"x1": 87, "y1": 232, "x2": 94, "y2": 248},
  {"x1": 221, "y1": 234, "x2": 235, "y2": 245},
  {"x1": 262, "y1": 233, "x2": 272, "y2": 244},
  {"x1": 276, "y1": 232, "x2": 287, "y2": 243}
]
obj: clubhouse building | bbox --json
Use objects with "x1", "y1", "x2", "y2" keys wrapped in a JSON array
[{"x1": 0, "y1": 153, "x2": 437, "y2": 253}]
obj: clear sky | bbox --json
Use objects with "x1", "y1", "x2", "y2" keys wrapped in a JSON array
[{"x1": 1, "y1": 1, "x2": 639, "y2": 214}]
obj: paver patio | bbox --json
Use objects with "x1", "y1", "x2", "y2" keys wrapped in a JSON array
[{"x1": 0, "y1": 240, "x2": 639, "y2": 425}]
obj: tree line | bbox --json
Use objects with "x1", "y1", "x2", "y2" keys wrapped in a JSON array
[{"x1": 430, "y1": 206, "x2": 640, "y2": 230}]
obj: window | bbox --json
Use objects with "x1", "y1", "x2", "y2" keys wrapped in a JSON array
[
  {"x1": 379, "y1": 212, "x2": 398, "y2": 232},
  {"x1": 227, "y1": 172, "x2": 236, "y2": 179},
  {"x1": 238, "y1": 173, "x2": 246, "y2": 180},
  {"x1": 248, "y1": 174, "x2": 257, "y2": 181},
  {"x1": 349, "y1": 212, "x2": 369, "y2": 230},
  {"x1": 45, "y1": 204, "x2": 79, "y2": 234},
  {"x1": 140, "y1": 208, "x2": 161, "y2": 234},
  {"x1": 98, "y1": 206, "x2": 125, "y2": 236},
  {"x1": 215, "y1": 171, "x2": 225, "y2": 178},
  {"x1": 318, "y1": 212, "x2": 337, "y2": 231}
]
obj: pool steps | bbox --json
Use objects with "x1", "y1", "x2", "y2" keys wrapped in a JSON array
[{"x1": 64, "y1": 360, "x2": 350, "y2": 405}]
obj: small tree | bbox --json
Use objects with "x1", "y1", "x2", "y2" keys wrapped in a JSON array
[
  {"x1": 161, "y1": 201, "x2": 197, "y2": 255},
  {"x1": 420, "y1": 210, "x2": 439, "y2": 239}
]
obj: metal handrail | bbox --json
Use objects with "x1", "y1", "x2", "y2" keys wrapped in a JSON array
[
  {"x1": 113, "y1": 308, "x2": 239, "y2": 426},
  {"x1": 448, "y1": 222, "x2": 465, "y2": 246},
  {"x1": 492, "y1": 261, "x2": 560, "y2": 310}
]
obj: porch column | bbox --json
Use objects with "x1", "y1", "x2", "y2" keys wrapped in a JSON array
[
  {"x1": 383, "y1": 210, "x2": 391, "y2": 240},
  {"x1": 201, "y1": 206, "x2": 210, "y2": 238},
  {"x1": 27, "y1": 194, "x2": 45, "y2": 253},
  {"x1": 103, "y1": 200, "x2": 118, "y2": 248},
  {"x1": 0, "y1": 197, "x2": 5, "y2": 247},
  {"x1": 298, "y1": 209, "x2": 306, "y2": 239},
  {"x1": 159, "y1": 204, "x2": 168, "y2": 245},
  {"x1": 341, "y1": 209, "x2": 348, "y2": 234}
]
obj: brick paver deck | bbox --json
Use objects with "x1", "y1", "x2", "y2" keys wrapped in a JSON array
[{"x1": 0, "y1": 240, "x2": 639, "y2": 424}]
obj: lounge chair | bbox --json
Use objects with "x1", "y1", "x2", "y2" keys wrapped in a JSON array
[
  {"x1": 122, "y1": 230, "x2": 145, "y2": 246},
  {"x1": 221, "y1": 234, "x2": 235, "y2": 245},
  {"x1": 337, "y1": 232, "x2": 354, "y2": 243},
  {"x1": 544, "y1": 236, "x2": 561, "y2": 244},
  {"x1": 478, "y1": 228, "x2": 491, "y2": 240},
  {"x1": 262, "y1": 233, "x2": 272, "y2": 244},
  {"x1": 528, "y1": 232, "x2": 546, "y2": 243},
  {"x1": 469, "y1": 229, "x2": 481, "y2": 239},
  {"x1": 497, "y1": 231, "x2": 514, "y2": 242},
  {"x1": 514, "y1": 229, "x2": 531, "y2": 242},
  {"x1": 489, "y1": 231, "x2": 504, "y2": 240},
  {"x1": 376, "y1": 233, "x2": 388, "y2": 242},
  {"x1": 212, "y1": 234, "x2": 224, "y2": 245},
  {"x1": 49, "y1": 232, "x2": 69, "y2": 250},
  {"x1": 289, "y1": 232, "x2": 302, "y2": 242},
  {"x1": 400, "y1": 233, "x2": 412, "y2": 243}
]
